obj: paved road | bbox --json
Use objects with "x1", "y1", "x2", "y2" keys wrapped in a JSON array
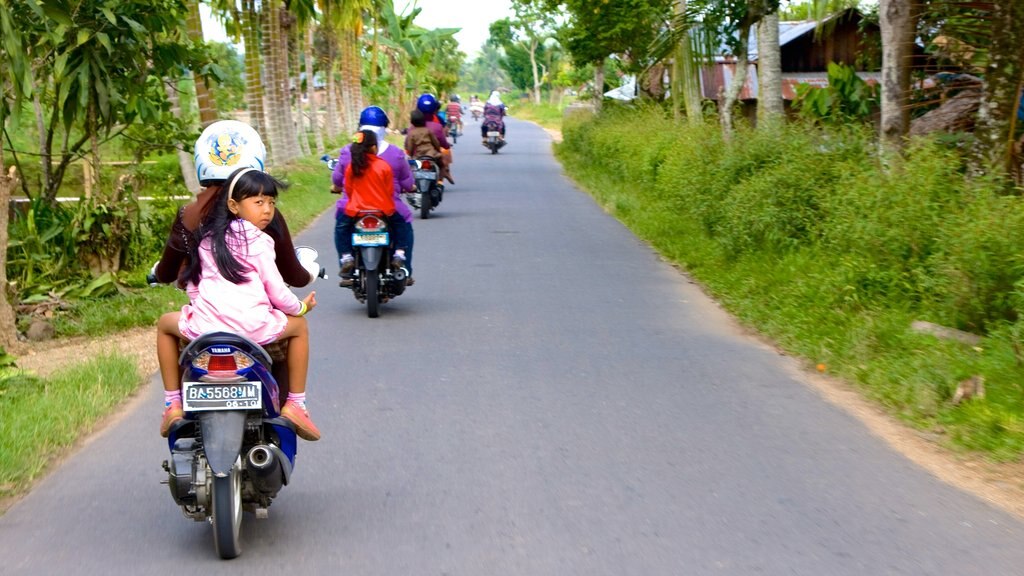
[{"x1": 3, "y1": 118, "x2": 1024, "y2": 575}]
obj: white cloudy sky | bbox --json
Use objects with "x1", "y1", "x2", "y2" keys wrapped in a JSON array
[
  {"x1": 201, "y1": 1, "x2": 514, "y2": 57},
  {"x1": 395, "y1": 0, "x2": 513, "y2": 55}
]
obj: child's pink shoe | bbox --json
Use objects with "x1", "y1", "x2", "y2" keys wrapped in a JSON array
[
  {"x1": 160, "y1": 400, "x2": 184, "y2": 437},
  {"x1": 281, "y1": 401, "x2": 321, "y2": 441}
]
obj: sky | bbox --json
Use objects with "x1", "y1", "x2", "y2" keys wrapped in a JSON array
[
  {"x1": 395, "y1": 0, "x2": 513, "y2": 56},
  {"x1": 201, "y1": 1, "x2": 514, "y2": 58}
]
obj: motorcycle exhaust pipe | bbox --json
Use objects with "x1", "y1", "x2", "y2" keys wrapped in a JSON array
[{"x1": 246, "y1": 445, "x2": 285, "y2": 496}]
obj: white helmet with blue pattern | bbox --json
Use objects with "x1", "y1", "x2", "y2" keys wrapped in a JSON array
[{"x1": 194, "y1": 120, "x2": 267, "y2": 186}]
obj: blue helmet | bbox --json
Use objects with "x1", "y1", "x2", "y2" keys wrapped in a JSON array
[
  {"x1": 416, "y1": 93, "x2": 439, "y2": 114},
  {"x1": 358, "y1": 105, "x2": 390, "y2": 128}
]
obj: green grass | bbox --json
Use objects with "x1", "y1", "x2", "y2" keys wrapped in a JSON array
[
  {"x1": 509, "y1": 100, "x2": 571, "y2": 132},
  {"x1": 556, "y1": 104, "x2": 1024, "y2": 461},
  {"x1": 0, "y1": 355, "x2": 140, "y2": 503}
]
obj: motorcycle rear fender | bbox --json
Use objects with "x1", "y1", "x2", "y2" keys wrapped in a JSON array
[
  {"x1": 198, "y1": 411, "x2": 247, "y2": 477},
  {"x1": 360, "y1": 246, "x2": 383, "y2": 270}
]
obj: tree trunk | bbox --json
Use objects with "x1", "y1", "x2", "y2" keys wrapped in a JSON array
[
  {"x1": 262, "y1": 0, "x2": 286, "y2": 164},
  {"x1": 757, "y1": 12, "x2": 784, "y2": 128},
  {"x1": 306, "y1": 27, "x2": 326, "y2": 154},
  {"x1": 324, "y1": 33, "x2": 341, "y2": 139},
  {"x1": 165, "y1": 80, "x2": 200, "y2": 194},
  {"x1": 186, "y1": 0, "x2": 218, "y2": 127},
  {"x1": 0, "y1": 158, "x2": 20, "y2": 349},
  {"x1": 879, "y1": 0, "x2": 916, "y2": 152},
  {"x1": 242, "y1": 0, "x2": 266, "y2": 136},
  {"x1": 594, "y1": 59, "x2": 605, "y2": 110},
  {"x1": 530, "y1": 40, "x2": 542, "y2": 104},
  {"x1": 720, "y1": 22, "x2": 752, "y2": 141},
  {"x1": 278, "y1": 9, "x2": 302, "y2": 161},
  {"x1": 672, "y1": 0, "x2": 703, "y2": 125},
  {"x1": 975, "y1": 0, "x2": 1024, "y2": 176}
]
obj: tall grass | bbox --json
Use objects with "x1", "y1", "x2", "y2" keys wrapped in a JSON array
[
  {"x1": 557, "y1": 104, "x2": 1024, "y2": 459},
  {"x1": 0, "y1": 355, "x2": 140, "y2": 503}
]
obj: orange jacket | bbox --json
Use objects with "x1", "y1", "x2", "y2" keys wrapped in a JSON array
[{"x1": 343, "y1": 155, "x2": 396, "y2": 217}]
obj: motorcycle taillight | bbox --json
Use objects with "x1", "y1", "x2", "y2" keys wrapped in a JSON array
[
  {"x1": 192, "y1": 350, "x2": 255, "y2": 374},
  {"x1": 420, "y1": 160, "x2": 433, "y2": 169},
  {"x1": 356, "y1": 215, "x2": 385, "y2": 232},
  {"x1": 207, "y1": 354, "x2": 237, "y2": 372}
]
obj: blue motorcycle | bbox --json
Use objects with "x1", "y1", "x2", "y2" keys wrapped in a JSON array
[{"x1": 162, "y1": 332, "x2": 298, "y2": 559}]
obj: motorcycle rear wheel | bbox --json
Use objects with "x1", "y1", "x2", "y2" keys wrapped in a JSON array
[
  {"x1": 420, "y1": 193, "x2": 431, "y2": 219},
  {"x1": 211, "y1": 463, "x2": 242, "y2": 559},
  {"x1": 366, "y1": 272, "x2": 380, "y2": 318}
]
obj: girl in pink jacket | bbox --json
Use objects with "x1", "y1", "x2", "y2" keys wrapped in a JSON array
[{"x1": 156, "y1": 168, "x2": 321, "y2": 441}]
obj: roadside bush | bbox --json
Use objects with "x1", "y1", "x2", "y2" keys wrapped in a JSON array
[{"x1": 557, "y1": 110, "x2": 1024, "y2": 459}]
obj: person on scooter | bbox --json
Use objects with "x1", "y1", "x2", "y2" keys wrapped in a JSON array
[
  {"x1": 481, "y1": 90, "x2": 508, "y2": 144},
  {"x1": 331, "y1": 105, "x2": 417, "y2": 285},
  {"x1": 414, "y1": 92, "x2": 454, "y2": 184},
  {"x1": 156, "y1": 168, "x2": 322, "y2": 441},
  {"x1": 445, "y1": 94, "x2": 463, "y2": 136},
  {"x1": 152, "y1": 121, "x2": 321, "y2": 439},
  {"x1": 469, "y1": 94, "x2": 484, "y2": 121},
  {"x1": 335, "y1": 129, "x2": 413, "y2": 282},
  {"x1": 153, "y1": 120, "x2": 318, "y2": 289},
  {"x1": 405, "y1": 109, "x2": 453, "y2": 186}
]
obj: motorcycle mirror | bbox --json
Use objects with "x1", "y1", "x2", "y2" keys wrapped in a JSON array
[{"x1": 295, "y1": 245, "x2": 318, "y2": 263}]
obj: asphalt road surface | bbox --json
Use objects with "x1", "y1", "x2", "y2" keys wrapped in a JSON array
[{"x1": 3, "y1": 118, "x2": 1024, "y2": 575}]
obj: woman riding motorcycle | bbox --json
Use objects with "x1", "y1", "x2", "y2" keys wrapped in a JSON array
[
  {"x1": 331, "y1": 105, "x2": 417, "y2": 285},
  {"x1": 481, "y1": 90, "x2": 508, "y2": 144}
]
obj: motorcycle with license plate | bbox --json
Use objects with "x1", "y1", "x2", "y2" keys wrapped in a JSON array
[
  {"x1": 152, "y1": 247, "x2": 324, "y2": 560},
  {"x1": 448, "y1": 118, "x2": 460, "y2": 144},
  {"x1": 323, "y1": 157, "x2": 409, "y2": 317},
  {"x1": 408, "y1": 156, "x2": 444, "y2": 219},
  {"x1": 343, "y1": 209, "x2": 408, "y2": 317},
  {"x1": 483, "y1": 120, "x2": 506, "y2": 154}
]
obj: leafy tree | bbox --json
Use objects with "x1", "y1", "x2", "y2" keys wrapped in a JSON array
[
  {"x1": 1, "y1": 0, "x2": 216, "y2": 204},
  {"x1": 547, "y1": 0, "x2": 672, "y2": 106}
]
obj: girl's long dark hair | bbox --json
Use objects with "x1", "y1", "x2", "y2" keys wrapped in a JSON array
[
  {"x1": 349, "y1": 129, "x2": 378, "y2": 177},
  {"x1": 185, "y1": 168, "x2": 287, "y2": 286}
]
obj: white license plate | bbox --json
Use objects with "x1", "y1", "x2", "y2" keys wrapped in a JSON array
[
  {"x1": 414, "y1": 170, "x2": 437, "y2": 180},
  {"x1": 353, "y1": 232, "x2": 389, "y2": 246},
  {"x1": 183, "y1": 381, "x2": 262, "y2": 411},
  {"x1": 487, "y1": 131, "x2": 501, "y2": 137}
]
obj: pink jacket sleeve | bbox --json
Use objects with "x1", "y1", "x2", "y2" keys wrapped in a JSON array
[{"x1": 253, "y1": 235, "x2": 304, "y2": 316}]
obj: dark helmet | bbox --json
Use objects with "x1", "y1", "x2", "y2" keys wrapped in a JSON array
[
  {"x1": 358, "y1": 105, "x2": 390, "y2": 128},
  {"x1": 416, "y1": 93, "x2": 440, "y2": 114},
  {"x1": 451, "y1": 94, "x2": 461, "y2": 103}
]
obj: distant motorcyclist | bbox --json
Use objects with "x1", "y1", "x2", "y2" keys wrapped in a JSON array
[
  {"x1": 469, "y1": 94, "x2": 484, "y2": 121},
  {"x1": 481, "y1": 90, "x2": 507, "y2": 144},
  {"x1": 413, "y1": 93, "x2": 454, "y2": 185},
  {"x1": 445, "y1": 94, "x2": 464, "y2": 135}
]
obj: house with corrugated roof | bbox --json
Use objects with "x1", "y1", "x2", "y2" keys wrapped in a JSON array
[{"x1": 702, "y1": 8, "x2": 881, "y2": 117}]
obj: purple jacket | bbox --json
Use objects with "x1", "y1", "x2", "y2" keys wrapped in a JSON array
[
  {"x1": 332, "y1": 143, "x2": 414, "y2": 223},
  {"x1": 426, "y1": 119, "x2": 450, "y2": 149}
]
